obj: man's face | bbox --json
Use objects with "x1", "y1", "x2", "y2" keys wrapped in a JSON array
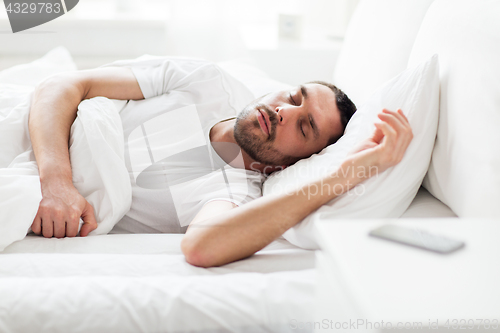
[{"x1": 234, "y1": 83, "x2": 343, "y2": 166}]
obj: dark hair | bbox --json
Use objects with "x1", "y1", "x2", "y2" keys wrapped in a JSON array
[{"x1": 308, "y1": 80, "x2": 357, "y2": 145}]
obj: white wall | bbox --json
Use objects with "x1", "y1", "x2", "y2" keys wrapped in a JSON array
[{"x1": 0, "y1": 0, "x2": 359, "y2": 84}]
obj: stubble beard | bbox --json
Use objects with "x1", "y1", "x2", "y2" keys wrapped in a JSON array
[{"x1": 234, "y1": 102, "x2": 298, "y2": 167}]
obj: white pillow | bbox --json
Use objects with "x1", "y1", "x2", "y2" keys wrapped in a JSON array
[
  {"x1": 408, "y1": 0, "x2": 500, "y2": 218},
  {"x1": 0, "y1": 46, "x2": 77, "y2": 86},
  {"x1": 333, "y1": 0, "x2": 435, "y2": 107},
  {"x1": 263, "y1": 55, "x2": 440, "y2": 249}
]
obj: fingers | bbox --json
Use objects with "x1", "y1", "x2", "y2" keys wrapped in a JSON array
[
  {"x1": 397, "y1": 108, "x2": 410, "y2": 123},
  {"x1": 382, "y1": 109, "x2": 409, "y2": 127},
  {"x1": 391, "y1": 109, "x2": 413, "y2": 155},
  {"x1": 377, "y1": 109, "x2": 412, "y2": 138},
  {"x1": 378, "y1": 109, "x2": 407, "y2": 135},
  {"x1": 53, "y1": 219, "x2": 66, "y2": 238},
  {"x1": 42, "y1": 216, "x2": 54, "y2": 238},
  {"x1": 32, "y1": 191, "x2": 97, "y2": 238},
  {"x1": 373, "y1": 109, "x2": 406, "y2": 144},
  {"x1": 65, "y1": 219, "x2": 80, "y2": 238},
  {"x1": 79, "y1": 201, "x2": 97, "y2": 237},
  {"x1": 31, "y1": 213, "x2": 42, "y2": 235},
  {"x1": 64, "y1": 209, "x2": 81, "y2": 237},
  {"x1": 348, "y1": 108, "x2": 413, "y2": 176},
  {"x1": 371, "y1": 108, "x2": 413, "y2": 170},
  {"x1": 370, "y1": 126, "x2": 385, "y2": 144},
  {"x1": 44, "y1": 208, "x2": 68, "y2": 239},
  {"x1": 32, "y1": 204, "x2": 57, "y2": 238},
  {"x1": 374, "y1": 121, "x2": 397, "y2": 148}
]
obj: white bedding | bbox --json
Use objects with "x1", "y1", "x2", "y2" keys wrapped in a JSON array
[
  {"x1": 0, "y1": 49, "x2": 458, "y2": 333},
  {"x1": 0, "y1": 235, "x2": 315, "y2": 333}
]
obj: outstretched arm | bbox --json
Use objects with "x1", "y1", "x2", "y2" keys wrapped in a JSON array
[
  {"x1": 181, "y1": 109, "x2": 413, "y2": 267},
  {"x1": 29, "y1": 67, "x2": 144, "y2": 238}
]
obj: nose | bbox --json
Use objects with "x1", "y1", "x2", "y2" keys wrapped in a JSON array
[
  {"x1": 275, "y1": 105, "x2": 303, "y2": 125},
  {"x1": 275, "y1": 107, "x2": 284, "y2": 123}
]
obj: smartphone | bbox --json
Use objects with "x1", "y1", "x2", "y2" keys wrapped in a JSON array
[{"x1": 369, "y1": 224, "x2": 465, "y2": 254}]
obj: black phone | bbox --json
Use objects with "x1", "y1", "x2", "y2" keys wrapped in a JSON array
[{"x1": 369, "y1": 224, "x2": 465, "y2": 254}]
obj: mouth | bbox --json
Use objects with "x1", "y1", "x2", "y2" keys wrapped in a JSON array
[{"x1": 257, "y1": 109, "x2": 270, "y2": 137}]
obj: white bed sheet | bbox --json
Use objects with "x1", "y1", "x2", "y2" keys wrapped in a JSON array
[{"x1": 0, "y1": 235, "x2": 315, "y2": 333}]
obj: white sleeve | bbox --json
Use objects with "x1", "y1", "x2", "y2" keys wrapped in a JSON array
[{"x1": 100, "y1": 56, "x2": 213, "y2": 99}]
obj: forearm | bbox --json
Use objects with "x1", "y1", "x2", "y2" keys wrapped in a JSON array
[
  {"x1": 182, "y1": 159, "x2": 367, "y2": 267},
  {"x1": 29, "y1": 76, "x2": 84, "y2": 184},
  {"x1": 28, "y1": 77, "x2": 91, "y2": 237}
]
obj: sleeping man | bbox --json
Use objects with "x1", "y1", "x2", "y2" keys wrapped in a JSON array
[{"x1": 29, "y1": 57, "x2": 413, "y2": 267}]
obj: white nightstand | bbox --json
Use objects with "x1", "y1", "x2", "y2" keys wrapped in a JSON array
[{"x1": 314, "y1": 218, "x2": 500, "y2": 332}]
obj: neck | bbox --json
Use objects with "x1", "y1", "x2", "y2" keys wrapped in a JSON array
[{"x1": 210, "y1": 119, "x2": 283, "y2": 174}]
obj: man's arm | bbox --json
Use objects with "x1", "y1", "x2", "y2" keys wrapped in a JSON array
[
  {"x1": 29, "y1": 67, "x2": 144, "y2": 238},
  {"x1": 181, "y1": 109, "x2": 413, "y2": 267}
]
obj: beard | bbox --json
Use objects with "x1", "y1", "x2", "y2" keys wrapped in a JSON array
[{"x1": 234, "y1": 100, "x2": 299, "y2": 167}]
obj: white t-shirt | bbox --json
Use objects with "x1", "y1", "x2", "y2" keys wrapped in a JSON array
[{"x1": 102, "y1": 56, "x2": 265, "y2": 233}]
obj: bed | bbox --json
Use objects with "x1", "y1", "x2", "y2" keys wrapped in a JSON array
[
  {"x1": 3, "y1": 0, "x2": 499, "y2": 331},
  {"x1": 0, "y1": 186, "x2": 455, "y2": 333}
]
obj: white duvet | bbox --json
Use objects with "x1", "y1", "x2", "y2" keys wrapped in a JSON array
[{"x1": 0, "y1": 83, "x2": 132, "y2": 251}]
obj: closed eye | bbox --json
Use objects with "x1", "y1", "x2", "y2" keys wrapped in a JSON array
[
  {"x1": 289, "y1": 93, "x2": 296, "y2": 105},
  {"x1": 299, "y1": 118, "x2": 313, "y2": 139}
]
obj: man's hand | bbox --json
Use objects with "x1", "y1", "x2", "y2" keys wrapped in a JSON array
[
  {"x1": 31, "y1": 178, "x2": 97, "y2": 238},
  {"x1": 345, "y1": 108, "x2": 413, "y2": 176}
]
